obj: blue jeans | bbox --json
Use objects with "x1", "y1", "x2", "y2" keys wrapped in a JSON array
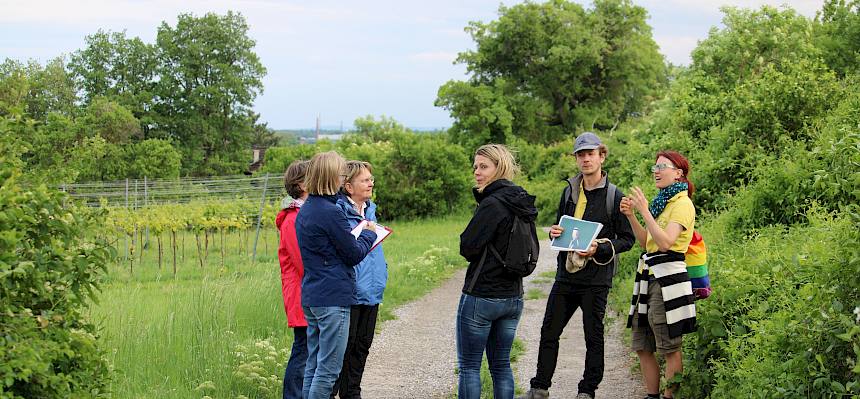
[
  {"x1": 456, "y1": 293, "x2": 524, "y2": 399},
  {"x1": 283, "y1": 327, "x2": 307, "y2": 399},
  {"x1": 302, "y1": 306, "x2": 351, "y2": 399}
]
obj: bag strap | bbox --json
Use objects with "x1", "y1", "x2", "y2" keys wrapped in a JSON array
[
  {"x1": 605, "y1": 183, "x2": 617, "y2": 222},
  {"x1": 591, "y1": 238, "x2": 616, "y2": 266},
  {"x1": 466, "y1": 246, "x2": 489, "y2": 293}
]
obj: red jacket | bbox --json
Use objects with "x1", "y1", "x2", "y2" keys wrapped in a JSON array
[{"x1": 276, "y1": 202, "x2": 307, "y2": 327}]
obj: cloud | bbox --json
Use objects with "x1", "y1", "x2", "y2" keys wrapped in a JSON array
[
  {"x1": 649, "y1": 0, "x2": 824, "y2": 17},
  {"x1": 653, "y1": 35, "x2": 702, "y2": 65}
]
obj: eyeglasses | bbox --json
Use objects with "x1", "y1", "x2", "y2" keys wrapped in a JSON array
[
  {"x1": 349, "y1": 177, "x2": 374, "y2": 184},
  {"x1": 651, "y1": 163, "x2": 678, "y2": 173},
  {"x1": 356, "y1": 177, "x2": 376, "y2": 184}
]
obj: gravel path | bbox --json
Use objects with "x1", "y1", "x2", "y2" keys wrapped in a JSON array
[
  {"x1": 359, "y1": 237, "x2": 645, "y2": 398},
  {"x1": 515, "y1": 238, "x2": 647, "y2": 399}
]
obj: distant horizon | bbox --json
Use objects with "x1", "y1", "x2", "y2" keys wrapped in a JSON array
[{"x1": 273, "y1": 125, "x2": 449, "y2": 132}]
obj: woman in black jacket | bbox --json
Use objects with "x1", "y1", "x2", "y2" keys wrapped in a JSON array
[{"x1": 458, "y1": 144, "x2": 538, "y2": 399}]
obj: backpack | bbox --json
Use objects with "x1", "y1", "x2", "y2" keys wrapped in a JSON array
[
  {"x1": 466, "y1": 213, "x2": 540, "y2": 293},
  {"x1": 685, "y1": 230, "x2": 712, "y2": 300},
  {"x1": 491, "y1": 213, "x2": 540, "y2": 277},
  {"x1": 562, "y1": 176, "x2": 620, "y2": 274}
]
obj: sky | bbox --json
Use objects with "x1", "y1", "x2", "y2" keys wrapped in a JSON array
[{"x1": 1, "y1": 0, "x2": 824, "y2": 130}]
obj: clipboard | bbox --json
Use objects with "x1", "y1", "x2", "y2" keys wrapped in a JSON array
[
  {"x1": 350, "y1": 220, "x2": 392, "y2": 251},
  {"x1": 550, "y1": 215, "x2": 603, "y2": 252}
]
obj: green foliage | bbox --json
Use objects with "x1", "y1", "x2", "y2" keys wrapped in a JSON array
[
  {"x1": 68, "y1": 30, "x2": 158, "y2": 136},
  {"x1": 126, "y1": 139, "x2": 182, "y2": 179},
  {"x1": 78, "y1": 97, "x2": 141, "y2": 144},
  {"x1": 436, "y1": 80, "x2": 514, "y2": 149},
  {"x1": 0, "y1": 166, "x2": 113, "y2": 398},
  {"x1": 815, "y1": 0, "x2": 860, "y2": 77},
  {"x1": 439, "y1": 0, "x2": 667, "y2": 146},
  {"x1": 263, "y1": 118, "x2": 473, "y2": 220},
  {"x1": 691, "y1": 6, "x2": 821, "y2": 90},
  {"x1": 155, "y1": 11, "x2": 266, "y2": 175},
  {"x1": 677, "y1": 210, "x2": 860, "y2": 398}
]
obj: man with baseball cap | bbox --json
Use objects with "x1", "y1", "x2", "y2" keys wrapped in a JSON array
[{"x1": 519, "y1": 132, "x2": 635, "y2": 399}]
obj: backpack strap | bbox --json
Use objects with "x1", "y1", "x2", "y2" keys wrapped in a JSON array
[
  {"x1": 605, "y1": 182, "x2": 617, "y2": 221},
  {"x1": 466, "y1": 246, "x2": 490, "y2": 293},
  {"x1": 605, "y1": 182, "x2": 620, "y2": 275}
]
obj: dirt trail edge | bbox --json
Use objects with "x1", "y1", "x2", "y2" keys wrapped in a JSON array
[{"x1": 360, "y1": 237, "x2": 645, "y2": 398}]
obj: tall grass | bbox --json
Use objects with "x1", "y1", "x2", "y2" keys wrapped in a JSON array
[{"x1": 88, "y1": 212, "x2": 469, "y2": 398}]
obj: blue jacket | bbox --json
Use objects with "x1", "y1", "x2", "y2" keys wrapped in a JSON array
[
  {"x1": 296, "y1": 194, "x2": 377, "y2": 307},
  {"x1": 336, "y1": 195, "x2": 388, "y2": 305}
]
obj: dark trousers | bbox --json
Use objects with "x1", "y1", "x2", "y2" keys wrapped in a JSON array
[
  {"x1": 283, "y1": 326, "x2": 308, "y2": 399},
  {"x1": 529, "y1": 282, "x2": 609, "y2": 396},
  {"x1": 332, "y1": 304, "x2": 379, "y2": 399}
]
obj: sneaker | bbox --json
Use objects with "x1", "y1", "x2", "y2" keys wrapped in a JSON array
[
  {"x1": 575, "y1": 393, "x2": 594, "y2": 399},
  {"x1": 516, "y1": 388, "x2": 549, "y2": 399}
]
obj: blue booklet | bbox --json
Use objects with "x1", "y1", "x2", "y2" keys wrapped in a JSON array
[{"x1": 550, "y1": 215, "x2": 603, "y2": 252}]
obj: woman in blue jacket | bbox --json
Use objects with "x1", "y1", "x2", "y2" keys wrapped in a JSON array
[
  {"x1": 296, "y1": 151, "x2": 377, "y2": 399},
  {"x1": 332, "y1": 160, "x2": 388, "y2": 399}
]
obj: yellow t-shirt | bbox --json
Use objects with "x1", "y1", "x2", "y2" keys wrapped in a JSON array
[
  {"x1": 645, "y1": 191, "x2": 695, "y2": 253},
  {"x1": 573, "y1": 182, "x2": 586, "y2": 219}
]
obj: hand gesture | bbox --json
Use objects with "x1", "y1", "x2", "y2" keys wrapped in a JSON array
[
  {"x1": 620, "y1": 197, "x2": 634, "y2": 216},
  {"x1": 549, "y1": 224, "x2": 564, "y2": 239},
  {"x1": 629, "y1": 187, "x2": 650, "y2": 214},
  {"x1": 576, "y1": 240, "x2": 598, "y2": 257}
]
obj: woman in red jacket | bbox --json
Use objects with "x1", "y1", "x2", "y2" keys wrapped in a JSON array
[{"x1": 276, "y1": 159, "x2": 310, "y2": 399}]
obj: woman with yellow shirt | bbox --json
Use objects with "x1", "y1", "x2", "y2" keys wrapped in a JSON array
[{"x1": 620, "y1": 150, "x2": 696, "y2": 399}]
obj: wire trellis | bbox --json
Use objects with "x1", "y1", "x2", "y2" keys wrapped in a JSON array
[
  {"x1": 61, "y1": 174, "x2": 284, "y2": 208},
  {"x1": 61, "y1": 174, "x2": 282, "y2": 263}
]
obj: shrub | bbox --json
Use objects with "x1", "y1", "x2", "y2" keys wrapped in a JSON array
[
  {"x1": 0, "y1": 165, "x2": 114, "y2": 397},
  {"x1": 678, "y1": 209, "x2": 860, "y2": 398},
  {"x1": 261, "y1": 128, "x2": 472, "y2": 220}
]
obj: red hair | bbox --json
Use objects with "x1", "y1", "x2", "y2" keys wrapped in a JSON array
[{"x1": 656, "y1": 150, "x2": 695, "y2": 198}]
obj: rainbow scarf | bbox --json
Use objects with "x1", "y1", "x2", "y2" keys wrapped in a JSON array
[{"x1": 685, "y1": 230, "x2": 711, "y2": 300}]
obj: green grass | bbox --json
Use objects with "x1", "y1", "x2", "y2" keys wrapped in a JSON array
[
  {"x1": 537, "y1": 270, "x2": 556, "y2": 279},
  {"x1": 87, "y1": 212, "x2": 469, "y2": 398},
  {"x1": 525, "y1": 288, "x2": 547, "y2": 300}
]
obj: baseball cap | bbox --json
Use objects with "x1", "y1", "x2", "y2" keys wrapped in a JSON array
[{"x1": 573, "y1": 132, "x2": 602, "y2": 153}]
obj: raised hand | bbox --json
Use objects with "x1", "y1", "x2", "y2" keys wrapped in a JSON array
[
  {"x1": 620, "y1": 196, "x2": 634, "y2": 216},
  {"x1": 629, "y1": 187, "x2": 650, "y2": 214}
]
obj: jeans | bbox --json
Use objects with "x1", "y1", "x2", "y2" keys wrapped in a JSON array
[
  {"x1": 529, "y1": 283, "x2": 609, "y2": 396},
  {"x1": 456, "y1": 293, "x2": 523, "y2": 399},
  {"x1": 283, "y1": 327, "x2": 308, "y2": 399},
  {"x1": 332, "y1": 304, "x2": 379, "y2": 399},
  {"x1": 303, "y1": 306, "x2": 351, "y2": 399}
]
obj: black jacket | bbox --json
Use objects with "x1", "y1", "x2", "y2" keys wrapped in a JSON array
[
  {"x1": 460, "y1": 179, "x2": 538, "y2": 298},
  {"x1": 554, "y1": 173, "x2": 635, "y2": 287}
]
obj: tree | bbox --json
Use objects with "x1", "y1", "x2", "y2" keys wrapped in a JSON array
[
  {"x1": 1, "y1": 58, "x2": 78, "y2": 122},
  {"x1": 155, "y1": 11, "x2": 267, "y2": 175},
  {"x1": 77, "y1": 97, "x2": 142, "y2": 144},
  {"x1": 68, "y1": 30, "x2": 158, "y2": 137},
  {"x1": 691, "y1": 6, "x2": 821, "y2": 89},
  {"x1": 0, "y1": 162, "x2": 113, "y2": 398},
  {"x1": 248, "y1": 112, "x2": 279, "y2": 148},
  {"x1": 0, "y1": 60, "x2": 29, "y2": 117},
  {"x1": 437, "y1": 0, "x2": 666, "y2": 146},
  {"x1": 815, "y1": 0, "x2": 860, "y2": 77}
]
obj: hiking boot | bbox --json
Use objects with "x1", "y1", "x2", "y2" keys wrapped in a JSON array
[
  {"x1": 575, "y1": 394, "x2": 594, "y2": 399},
  {"x1": 517, "y1": 388, "x2": 549, "y2": 399}
]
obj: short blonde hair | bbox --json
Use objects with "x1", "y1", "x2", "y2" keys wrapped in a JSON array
[
  {"x1": 475, "y1": 144, "x2": 519, "y2": 188},
  {"x1": 305, "y1": 151, "x2": 346, "y2": 195},
  {"x1": 343, "y1": 160, "x2": 372, "y2": 184}
]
